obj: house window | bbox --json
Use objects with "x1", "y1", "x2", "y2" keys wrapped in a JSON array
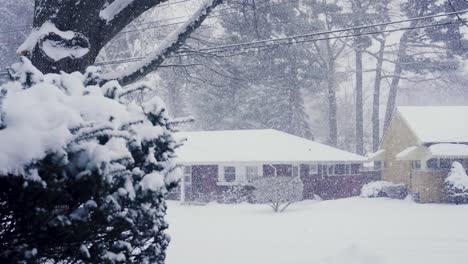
[
  {"x1": 292, "y1": 165, "x2": 299, "y2": 177},
  {"x1": 427, "y1": 158, "x2": 438, "y2": 169},
  {"x1": 224, "y1": 166, "x2": 236, "y2": 182},
  {"x1": 334, "y1": 164, "x2": 346, "y2": 175},
  {"x1": 321, "y1": 165, "x2": 328, "y2": 176},
  {"x1": 246, "y1": 166, "x2": 258, "y2": 181},
  {"x1": 274, "y1": 164, "x2": 293, "y2": 177},
  {"x1": 183, "y1": 166, "x2": 192, "y2": 183},
  {"x1": 351, "y1": 164, "x2": 360, "y2": 174},
  {"x1": 308, "y1": 164, "x2": 318, "y2": 175},
  {"x1": 375, "y1": 161, "x2": 386, "y2": 170},
  {"x1": 328, "y1": 165, "x2": 334, "y2": 175},
  {"x1": 412, "y1": 160, "x2": 421, "y2": 170},
  {"x1": 439, "y1": 158, "x2": 451, "y2": 169}
]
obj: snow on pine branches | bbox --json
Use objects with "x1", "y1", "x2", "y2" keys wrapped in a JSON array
[{"x1": 0, "y1": 57, "x2": 181, "y2": 263}]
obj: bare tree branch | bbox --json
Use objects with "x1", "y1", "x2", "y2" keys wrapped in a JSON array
[{"x1": 100, "y1": 0, "x2": 223, "y2": 86}]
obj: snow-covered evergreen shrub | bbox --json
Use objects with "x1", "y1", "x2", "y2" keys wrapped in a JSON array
[
  {"x1": 0, "y1": 57, "x2": 180, "y2": 263},
  {"x1": 252, "y1": 177, "x2": 303, "y2": 212},
  {"x1": 444, "y1": 161, "x2": 468, "y2": 204},
  {"x1": 361, "y1": 181, "x2": 408, "y2": 199}
]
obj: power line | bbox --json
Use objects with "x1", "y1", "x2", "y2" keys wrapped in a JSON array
[
  {"x1": 94, "y1": 18, "x2": 465, "y2": 66},
  {"x1": 184, "y1": 8, "x2": 468, "y2": 54},
  {"x1": 0, "y1": 9, "x2": 465, "y2": 77},
  {"x1": 113, "y1": 0, "x2": 301, "y2": 34},
  {"x1": 96, "y1": 9, "x2": 467, "y2": 64}
]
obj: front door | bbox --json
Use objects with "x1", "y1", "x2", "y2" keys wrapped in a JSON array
[{"x1": 192, "y1": 165, "x2": 218, "y2": 202}]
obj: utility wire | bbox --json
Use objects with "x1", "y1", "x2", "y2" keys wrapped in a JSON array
[
  {"x1": 91, "y1": 18, "x2": 464, "y2": 67},
  {"x1": 92, "y1": 9, "x2": 468, "y2": 65},
  {"x1": 0, "y1": 10, "x2": 466, "y2": 77},
  {"x1": 181, "y1": 8, "x2": 468, "y2": 53},
  {"x1": 109, "y1": 0, "x2": 301, "y2": 34}
]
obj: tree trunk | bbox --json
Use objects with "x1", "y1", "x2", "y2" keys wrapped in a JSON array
[
  {"x1": 355, "y1": 47, "x2": 364, "y2": 155},
  {"x1": 30, "y1": 0, "x2": 108, "y2": 73},
  {"x1": 371, "y1": 39, "x2": 385, "y2": 152},
  {"x1": 327, "y1": 58, "x2": 338, "y2": 147},
  {"x1": 383, "y1": 34, "x2": 411, "y2": 130},
  {"x1": 383, "y1": 16, "x2": 420, "y2": 129},
  {"x1": 27, "y1": 0, "x2": 222, "y2": 84},
  {"x1": 352, "y1": 0, "x2": 365, "y2": 155}
]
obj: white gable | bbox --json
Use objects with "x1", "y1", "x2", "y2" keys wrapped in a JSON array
[
  {"x1": 398, "y1": 106, "x2": 468, "y2": 143},
  {"x1": 175, "y1": 129, "x2": 366, "y2": 164}
]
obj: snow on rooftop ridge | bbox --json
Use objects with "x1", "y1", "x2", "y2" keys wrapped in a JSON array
[
  {"x1": 397, "y1": 106, "x2": 468, "y2": 143},
  {"x1": 175, "y1": 129, "x2": 367, "y2": 164}
]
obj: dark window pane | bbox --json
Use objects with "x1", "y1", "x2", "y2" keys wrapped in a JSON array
[
  {"x1": 440, "y1": 158, "x2": 451, "y2": 169},
  {"x1": 274, "y1": 164, "x2": 292, "y2": 177},
  {"x1": 292, "y1": 166, "x2": 299, "y2": 177},
  {"x1": 351, "y1": 164, "x2": 360, "y2": 174},
  {"x1": 225, "y1": 173, "x2": 235, "y2": 182},
  {"x1": 263, "y1": 165, "x2": 275, "y2": 177},
  {"x1": 335, "y1": 164, "x2": 346, "y2": 174},
  {"x1": 375, "y1": 161, "x2": 382, "y2": 169},
  {"x1": 224, "y1": 167, "x2": 235, "y2": 174},
  {"x1": 427, "y1": 158, "x2": 438, "y2": 169},
  {"x1": 224, "y1": 166, "x2": 236, "y2": 182},
  {"x1": 300, "y1": 164, "x2": 309, "y2": 177}
]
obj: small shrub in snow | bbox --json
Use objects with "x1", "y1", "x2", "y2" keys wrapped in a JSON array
[
  {"x1": 0, "y1": 58, "x2": 180, "y2": 263},
  {"x1": 252, "y1": 177, "x2": 303, "y2": 212},
  {"x1": 444, "y1": 161, "x2": 468, "y2": 204},
  {"x1": 361, "y1": 181, "x2": 408, "y2": 199}
]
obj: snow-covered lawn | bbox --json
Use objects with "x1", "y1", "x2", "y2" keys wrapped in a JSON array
[{"x1": 166, "y1": 198, "x2": 468, "y2": 264}]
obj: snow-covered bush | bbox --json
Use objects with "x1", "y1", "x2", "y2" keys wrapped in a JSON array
[
  {"x1": 0, "y1": 58, "x2": 180, "y2": 263},
  {"x1": 444, "y1": 161, "x2": 468, "y2": 204},
  {"x1": 252, "y1": 177, "x2": 303, "y2": 213},
  {"x1": 217, "y1": 185, "x2": 255, "y2": 204},
  {"x1": 361, "y1": 181, "x2": 408, "y2": 199}
]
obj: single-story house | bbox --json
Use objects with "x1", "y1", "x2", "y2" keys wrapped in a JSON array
[
  {"x1": 370, "y1": 106, "x2": 468, "y2": 203},
  {"x1": 173, "y1": 129, "x2": 375, "y2": 202}
]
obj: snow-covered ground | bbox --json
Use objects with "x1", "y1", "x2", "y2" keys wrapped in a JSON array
[{"x1": 166, "y1": 198, "x2": 468, "y2": 264}]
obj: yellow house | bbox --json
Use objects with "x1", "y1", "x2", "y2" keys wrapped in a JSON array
[{"x1": 372, "y1": 106, "x2": 468, "y2": 203}]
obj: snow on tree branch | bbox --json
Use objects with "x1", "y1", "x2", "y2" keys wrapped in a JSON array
[
  {"x1": 100, "y1": 0, "x2": 223, "y2": 86},
  {"x1": 100, "y1": 0, "x2": 139, "y2": 23},
  {"x1": 17, "y1": 21, "x2": 89, "y2": 61}
]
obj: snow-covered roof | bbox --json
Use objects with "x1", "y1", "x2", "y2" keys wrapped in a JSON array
[
  {"x1": 397, "y1": 106, "x2": 468, "y2": 143},
  {"x1": 396, "y1": 146, "x2": 431, "y2": 160},
  {"x1": 396, "y1": 143, "x2": 468, "y2": 160},
  {"x1": 429, "y1": 144, "x2": 468, "y2": 158},
  {"x1": 175, "y1": 129, "x2": 367, "y2": 164},
  {"x1": 367, "y1": 149, "x2": 386, "y2": 161}
]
